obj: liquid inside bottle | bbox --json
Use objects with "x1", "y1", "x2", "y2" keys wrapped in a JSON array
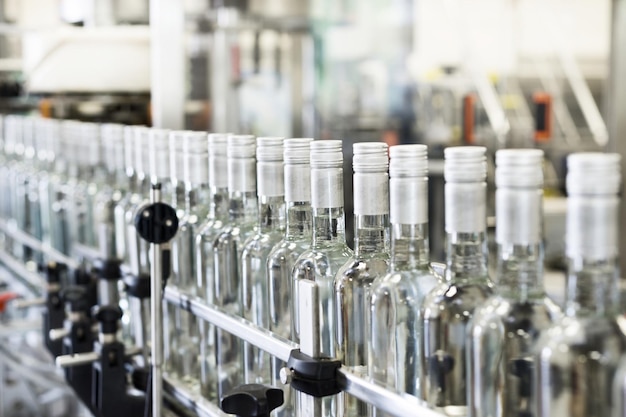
[
  {"x1": 420, "y1": 146, "x2": 494, "y2": 416},
  {"x1": 292, "y1": 140, "x2": 352, "y2": 417},
  {"x1": 213, "y1": 134, "x2": 257, "y2": 399},
  {"x1": 468, "y1": 149, "x2": 561, "y2": 417},
  {"x1": 369, "y1": 145, "x2": 440, "y2": 408},
  {"x1": 534, "y1": 153, "x2": 625, "y2": 417}
]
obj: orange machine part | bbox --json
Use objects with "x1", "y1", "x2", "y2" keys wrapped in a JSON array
[
  {"x1": 463, "y1": 94, "x2": 476, "y2": 145},
  {"x1": 533, "y1": 92, "x2": 553, "y2": 143}
]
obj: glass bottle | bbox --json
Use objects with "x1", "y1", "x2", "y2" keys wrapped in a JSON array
[
  {"x1": 335, "y1": 142, "x2": 390, "y2": 417},
  {"x1": 113, "y1": 126, "x2": 139, "y2": 265},
  {"x1": 26, "y1": 117, "x2": 46, "y2": 265},
  {"x1": 467, "y1": 149, "x2": 561, "y2": 417},
  {"x1": 241, "y1": 137, "x2": 286, "y2": 385},
  {"x1": 213, "y1": 134, "x2": 257, "y2": 399},
  {"x1": 292, "y1": 140, "x2": 353, "y2": 417},
  {"x1": 419, "y1": 146, "x2": 494, "y2": 416},
  {"x1": 1, "y1": 115, "x2": 22, "y2": 256},
  {"x1": 168, "y1": 131, "x2": 210, "y2": 391},
  {"x1": 70, "y1": 121, "x2": 105, "y2": 255},
  {"x1": 534, "y1": 153, "x2": 625, "y2": 417},
  {"x1": 37, "y1": 118, "x2": 61, "y2": 252},
  {"x1": 12, "y1": 115, "x2": 34, "y2": 262},
  {"x1": 196, "y1": 133, "x2": 229, "y2": 400},
  {"x1": 369, "y1": 144, "x2": 440, "y2": 404},
  {"x1": 170, "y1": 130, "x2": 187, "y2": 219},
  {"x1": 267, "y1": 138, "x2": 313, "y2": 415}
]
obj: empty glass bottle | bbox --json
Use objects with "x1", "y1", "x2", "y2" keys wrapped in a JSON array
[
  {"x1": 369, "y1": 144, "x2": 440, "y2": 405},
  {"x1": 241, "y1": 137, "x2": 286, "y2": 384},
  {"x1": 292, "y1": 140, "x2": 353, "y2": 417},
  {"x1": 267, "y1": 138, "x2": 313, "y2": 415},
  {"x1": 168, "y1": 131, "x2": 210, "y2": 391},
  {"x1": 213, "y1": 134, "x2": 257, "y2": 399},
  {"x1": 534, "y1": 153, "x2": 625, "y2": 417},
  {"x1": 196, "y1": 133, "x2": 229, "y2": 400},
  {"x1": 468, "y1": 149, "x2": 561, "y2": 417},
  {"x1": 335, "y1": 142, "x2": 390, "y2": 417},
  {"x1": 420, "y1": 146, "x2": 494, "y2": 416}
]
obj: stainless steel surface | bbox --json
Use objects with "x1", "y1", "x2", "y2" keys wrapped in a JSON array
[
  {"x1": 609, "y1": 0, "x2": 626, "y2": 274},
  {"x1": 336, "y1": 369, "x2": 444, "y2": 417},
  {"x1": 55, "y1": 351, "x2": 100, "y2": 368},
  {"x1": 0, "y1": 218, "x2": 79, "y2": 269},
  {"x1": 163, "y1": 286, "x2": 298, "y2": 363},
  {"x1": 150, "y1": 185, "x2": 164, "y2": 417}
]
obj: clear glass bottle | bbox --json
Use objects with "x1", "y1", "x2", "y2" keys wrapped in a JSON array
[
  {"x1": 369, "y1": 144, "x2": 440, "y2": 404},
  {"x1": 69, "y1": 121, "x2": 105, "y2": 255},
  {"x1": 534, "y1": 153, "x2": 624, "y2": 417},
  {"x1": 1, "y1": 115, "x2": 22, "y2": 256},
  {"x1": 335, "y1": 142, "x2": 390, "y2": 417},
  {"x1": 12, "y1": 116, "x2": 35, "y2": 262},
  {"x1": 419, "y1": 146, "x2": 494, "y2": 416},
  {"x1": 213, "y1": 134, "x2": 258, "y2": 399},
  {"x1": 168, "y1": 131, "x2": 210, "y2": 391},
  {"x1": 468, "y1": 149, "x2": 561, "y2": 417},
  {"x1": 195, "y1": 133, "x2": 229, "y2": 400},
  {"x1": 292, "y1": 140, "x2": 353, "y2": 417},
  {"x1": 26, "y1": 117, "x2": 46, "y2": 265},
  {"x1": 241, "y1": 137, "x2": 286, "y2": 385},
  {"x1": 170, "y1": 130, "x2": 188, "y2": 219},
  {"x1": 37, "y1": 118, "x2": 61, "y2": 253},
  {"x1": 267, "y1": 138, "x2": 313, "y2": 415}
]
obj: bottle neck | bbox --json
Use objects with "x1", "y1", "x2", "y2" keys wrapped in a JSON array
[
  {"x1": 185, "y1": 182, "x2": 211, "y2": 218},
  {"x1": 353, "y1": 213, "x2": 389, "y2": 258},
  {"x1": 446, "y1": 231, "x2": 489, "y2": 284},
  {"x1": 496, "y1": 243, "x2": 544, "y2": 301},
  {"x1": 311, "y1": 207, "x2": 347, "y2": 246},
  {"x1": 229, "y1": 190, "x2": 258, "y2": 224},
  {"x1": 258, "y1": 195, "x2": 285, "y2": 233},
  {"x1": 565, "y1": 194, "x2": 620, "y2": 317},
  {"x1": 209, "y1": 186, "x2": 229, "y2": 221},
  {"x1": 390, "y1": 223, "x2": 430, "y2": 272},
  {"x1": 565, "y1": 257, "x2": 619, "y2": 317},
  {"x1": 285, "y1": 201, "x2": 312, "y2": 240}
]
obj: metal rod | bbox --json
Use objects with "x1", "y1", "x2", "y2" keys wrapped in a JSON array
[
  {"x1": 56, "y1": 351, "x2": 100, "y2": 368},
  {"x1": 0, "y1": 219, "x2": 79, "y2": 269},
  {"x1": 336, "y1": 369, "x2": 444, "y2": 417},
  {"x1": 150, "y1": 184, "x2": 164, "y2": 417},
  {"x1": 0, "y1": 250, "x2": 47, "y2": 293},
  {"x1": 163, "y1": 376, "x2": 226, "y2": 417},
  {"x1": 163, "y1": 286, "x2": 298, "y2": 363}
]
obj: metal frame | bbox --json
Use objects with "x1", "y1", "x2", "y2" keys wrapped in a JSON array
[{"x1": 0, "y1": 222, "x2": 447, "y2": 417}]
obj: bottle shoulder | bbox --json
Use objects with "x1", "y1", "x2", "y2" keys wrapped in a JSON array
[
  {"x1": 293, "y1": 246, "x2": 353, "y2": 279},
  {"x1": 335, "y1": 257, "x2": 390, "y2": 286},
  {"x1": 267, "y1": 239, "x2": 308, "y2": 263},
  {"x1": 421, "y1": 281, "x2": 494, "y2": 318},
  {"x1": 371, "y1": 269, "x2": 441, "y2": 307}
]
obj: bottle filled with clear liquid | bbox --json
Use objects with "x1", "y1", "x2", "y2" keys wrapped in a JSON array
[
  {"x1": 419, "y1": 146, "x2": 494, "y2": 416},
  {"x1": 534, "y1": 153, "x2": 625, "y2": 417},
  {"x1": 213, "y1": 134, "x2": 258, "y2": 399},
  {"x1": 467, "y1": 149, "x2": 561, "y2": 417},
  {"x1": 37, "y1": 118, "x2": 62, "y2": 254},
  {"x1": 292, "y1": 140, "x2": 353, "y2": 417},
  {"x1": 369, "y1": 144, "x2": 440, "y2": 406},
  {"x1": 168, "y1": 131, "x2": 211, "y2": 391},
  {"x1": 195, "y1": 133, "x2": 229, "y2": 401},
  {"x1": 241, "y1": 137, "x2": 286, "y2": 384},
  {"x1": 267, "y1": 138, "x2": 313, "y2": 416},
  {"x1": 335, "y1": 142, "x2": 390, "y2": 417}
]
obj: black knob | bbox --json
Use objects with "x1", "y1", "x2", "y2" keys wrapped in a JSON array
[
  {"x1": 61, "y1": 286, "x2": 90, "y2": 313},
  {"x1": 93, "y1": 305, "x2": 123, "y2": 335},
  {"x1": 46, "y1": 261, "x2": 67, "y2": 284},
  {"x1": 134, "y1": 201, "x2": 178, "y2": 244},
  {"x1": 93, "y1": 259, "x2": 122, "y2": 281},
  {"x1": 221, "y1": 384, "x2": 284, "y2": 417}
]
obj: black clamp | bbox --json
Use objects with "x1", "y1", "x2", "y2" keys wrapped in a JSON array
[
  {"x1": 134, "y1": 202, "x2": 178, "y2": 244},
  {"x1": 221, "y1": 384, "x2": 284, "y2": 417},
  {"x1": 284, "y1": 349, "x2": 342, "y2": 397}
]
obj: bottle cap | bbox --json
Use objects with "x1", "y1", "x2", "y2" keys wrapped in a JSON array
[
  {"x1": 310, "y1": 140, "x2": 343, "y2": 168},
  {"x1": 444, "y1": 146, "x2": 487, "y2": 182},
  {"x1": 256, "y1": 137, "x2": 285, "y2": 161},
  {"x1": 183, "y1": 131, "x2": 209, "y2": 185},
  {"x1": 228, "y1": 134, "x2": 256, "y2": 158},
  {"x1": 495, "y1": 149, "x2": 544, "y2": 188},
  {"x1": 148, "y1": 128, "x2": 171, "y2": 180},
  {"x1": 567, "y1": 152, "x2": 621, "y2": 195},
  {"x1": 209, "y1": 133, "x2": 229, "y2": 188},
  {"x1": 389, "y1": 144, "x2": 428, "y2": 177},
  {"x1": 134, "y1": 126, "x2": 150, "y2": 176},
  {"x1": 284, "y1": 138, "x2": 313, "y2": 164},
  {"x1": 169, "y1": 130, "x2": 186, "y2": 183},
  {"x1": 353, "y1": 142, "x2": 388, "y2": 173}
]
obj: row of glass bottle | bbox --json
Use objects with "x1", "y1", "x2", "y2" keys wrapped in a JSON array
[{"x1": 0, "y1": 113, "x2": 625, "y2": 417}]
